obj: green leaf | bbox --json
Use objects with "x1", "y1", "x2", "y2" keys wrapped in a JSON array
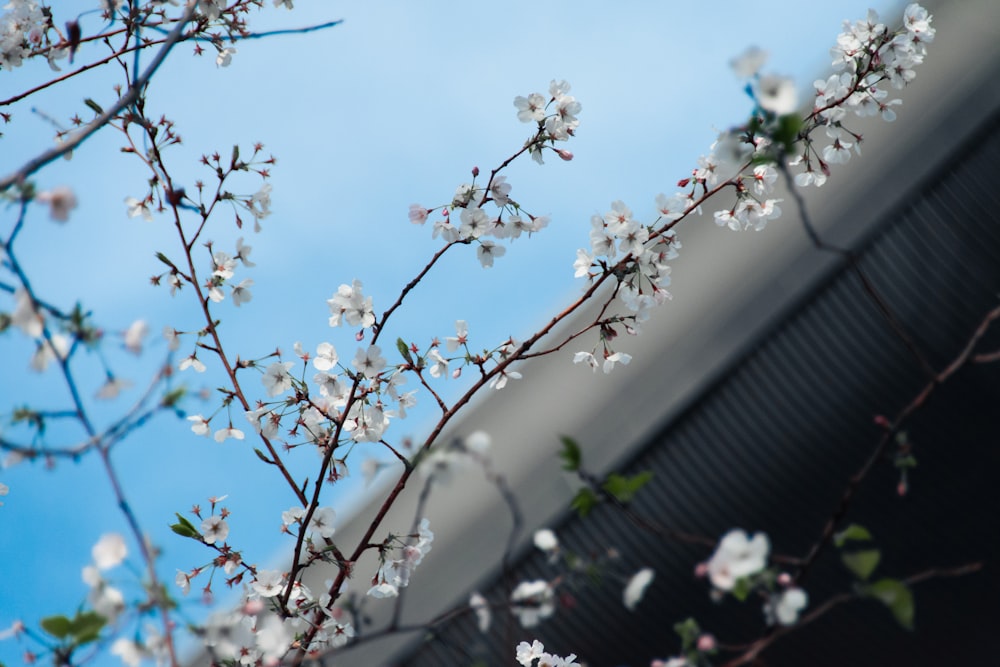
[
  {"x1": 84, "y1": 98, "x2": 104, "y2": 115},
  {"x1": 834, "y1": 523, "x2": 873, "y2": 548},
  {"x1": 170, "y1": 513, "x2": 201, "y2": 539},
  {"x1": 231, "y1": 145, "x2": 240, "y2": 165},
  {"x1": 154, "y1": 252, "x2": 175, "y2": 268},
  {"x1": 673, "y1": 617, "x2": 701, "y2": 652},
  {"x1": 601, "y1": 470, "x2": 653, "y2": 504},
  {"x1": 731, "y1": 576, "x2": 753, "y2": 602},
  {"x1": 67, "y1": 611, "x2": 105, "y2": 644},
  {"x1": 396, "y1": 338, "x2": 413, "y2": 365},
  {"x1": 772, "y1": 113, "x2": 803, "y2": 151},
  {"x1": 865, "y1": 578, "x2": 915, "y2": 631},
  {"x1": 842, "y1": 549, "x2": 881, "y2": 581},
  {"x1": 253, "y1": 448, "x2": 274, "y2": 465},
  {"x1": 559, "y1": 436, "x2": 582, "y2": 472},
  {"x1": 570, "y1": 488, "x2": 598, "y2": 517},
  {"x1": 161, "y1": 387, "x2": 186, "y2": 408},
  {"x1": 41, "y1": 615, "x2": 72, "y2": 639}
]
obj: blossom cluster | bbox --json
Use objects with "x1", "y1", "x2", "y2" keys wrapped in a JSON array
[
  {"x1": 792, "y1": 3, "x2": 934, "y2": 187},
  {"x1": 367, "y1": 517, "x2": 434, "y2": 598},
  {"x1": 408, "y1": 80, "x2": 578, "y2": 269},
  {"x1": 0, "y1": 0, "x2": 63, "y2": 71},
  {"x1": 492, "y1": 528, "x2": 654, "y2": 631},
  {"x1": 700, "y1": 529, "x2": 808, "y2": 627},
  {"x1": 516, "y1": 639, "x2": 580, "y2": 667}
]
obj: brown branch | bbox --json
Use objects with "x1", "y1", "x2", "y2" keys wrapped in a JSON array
[
  {"x1": 722, "y1": 561, "x2": 984, "y2": 667},
  {"x1": 795, "y1": 302, "x2": 1000, "y2": 585}
]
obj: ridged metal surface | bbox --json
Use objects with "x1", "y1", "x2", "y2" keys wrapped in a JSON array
[{"x1": 399, "y1": 114, "x2": 1000, "y2": 667}]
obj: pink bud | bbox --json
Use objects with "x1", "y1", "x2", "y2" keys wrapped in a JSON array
[
  {"x1": 697, "y1": 634, "x2": 716, "y2": 652},
  {"x1": 355, "y1": 330, "x2": 364, "y2": 341},
  {"x1": 694, "y1": 562, "x2": 709, "y2": 578},
  {"x1": 777, "y1": 572, "x2": 792, "y2": 586},
  {"x1": 471, "y1": 166, "x2": 480, "y2": 177},
  {"x1": 452, "y1": 368, "x2": 462, "y2": 379},
  {"x1": 555, "y1": 149, "x2": 574, "y2": 161},
  {"x1": 873, "y1": 414, "x2": 890, "y2": 428},
  {"x1": 242, "y1": 598, "x2": 265, "y2": 615},
  {"x1": 897, "y1": 480, "x2": 908, "y2": 496}
]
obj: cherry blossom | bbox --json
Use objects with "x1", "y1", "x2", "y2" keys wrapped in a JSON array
[
  {"x1": 252, "y1": 569, "x2": 285, "y2": 597},
  {"x1": 231, "y1": 278, "x2": 254, "y2": 306},
  {"x1": 124, "y1": 196, "x2": 153, "y2": 222},
  {"x1": 623, "y1": 567, "x2": 655, "y2": 611},
  {"x1": 261, "y1": 361, "x2": 295, "y2": 396},
  {"x1": 35, "y1": 186, "x2": 77, "y2": 222},
  {"x1": 327, "y1": 279, "x2": 376, "y2": 329},
  {"x1": 200, "y1": 515, "x2": 229, "y2": 544},
  {"x1": 705, "y1": 529, "x2": 770, "y2": 591},
  {"x1": 351, "y1": 345, "x2": 386, "y2": 379},
  {"x1": 470, "y1": 592, "x2": 491, "y2": 633},
  {"x1": 92, "y1": 533, "x2": 127, "y2": 570},
  {"x1": 213, "y1": 426, "x2": 245, "y2": 443},
  {"x1": 766, "y1": 586, "x2": 809, "y2": 626},
  {"x1": 510, "y1": 580, "x2": 555, "y2": 627},
  {"x1": 308, "y1": 506, "x2": 336, "y2": 539},
  {"x1": 179, "y1": 353, "x2": 207, "y2": 373}
]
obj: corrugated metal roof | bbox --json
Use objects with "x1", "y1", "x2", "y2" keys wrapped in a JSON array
[{"x1": 400, "y1": 104, "x2": 1000, "y2": 667}]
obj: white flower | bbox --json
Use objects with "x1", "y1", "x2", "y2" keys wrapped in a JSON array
[
  {"x1": 29, "y1": 334, "x2": 69, "y2": 372},
  {"x1": 111, "y1": 638, "x2": 145, "y2": 667},
  {"x1": 510, "y1": 580, "x2": 555, "y2": 627},
  {"x1": 231, "y1": 278, "x2": 253, "y2": 306},
  {"x1": 282, "y1": 506, "x2": 305, "y2": 527},
  {"x1": 426, "y1": 348, "x2": 449, "y2": 378},
  {"x1": 35, "y1": 186, "x2": 77, "y2": 222},
  {"x1": 175, "y1": 570, "x2": 191, "y2": 595},
  {"x1": 235, "y1": 237, "x2": 255, "y2": 266},
  {"x1": 216, "y1": 46, "x2": 236, "y2": 67},
  {"x1": 124, "y1": 196, "x2": 153, "y2": 221},
  {"x1": 470, "y1": 592, "x2": 490, "y2": 633},
  {"x1": 123, "y1": 319, "x2": 149, "y2": 354},
  {"x1": 533, "y1": 529, "x2": 559, "y2": 554},
  {"x1": 213, "y1": 426, "x2": 244, "y2": 443},
  {"x1": 327, "y1": 280, "x2": 375, "y2": 329},
  {"x1": 477, "y1": 239, "x2": 506, "y2": 268},
  {"x1": 313, "y1": 342, "x2": 339, "y2": 371},
  {"x1": 706, "y1": 529, "x2": 770, "y2": 591},
  {"x1": 516, "y1": 639, "x2": 546, "y2": 666},
  {"x1": 252, "y1": 569, "x2": 285, "y2": 597},
  {"x1": 262, "y1": 361, "x2": 295, "y2": 397},
  {"x1": 767, "y1": 587, "x2": 808, "y2": 626},
  {"x1": 92, "y1": 533, "x2": 127, "y2": 570},
  {"x1": 573, "y1": 249, "x2": 594, "y2": 279},
  {"x1": 308, "y1": 506, "x2": 336, "y2": 539},
  {"x1": 489, "y1": 368, "x2": 522, "y2": 390},
  {"x1": 602, "y1": 351, "x2": 632, "y2": 374},
  {"x1": 514, "y1": 92, "x2": 546, "y2": 123},
  {"x1": 445, "y1": 320, "x2": 468, "y2": 352},
  {"x1": 367, "y1": 582, "x2": 398, "y2": 598},
  {"x1": 201, "y1": 516, "x2": 229, "y2": 544},
  {"x1": 351, "y1": 345, "x2": 386, "y2": 379},
  {"x1": 756, "y1": 75, "x2": 798, "y2": 115},
  {"x1": 730, "y1": 45, "x2": 768, "y2": 77},
  {"x1": 179, "y1": 354, "x2": 206, "y2": 373},
  {"x1": 623, "y1": 568, "x2": 655, "y2": 611},
  {"x1": 187, "y1": 414, "x2": 210, "y2": 436},
  {"x1": 408, "y1": 203, "x2": 429, "y2": 224}
]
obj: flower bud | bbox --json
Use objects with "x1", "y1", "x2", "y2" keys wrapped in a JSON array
[{"x1": 555, "y1": 149, "x2": 574, "y2": 161}]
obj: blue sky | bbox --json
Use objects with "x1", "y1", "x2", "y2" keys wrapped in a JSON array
[{"x1": 0, "y1": 1, "x2": 896, "y2": 664}]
